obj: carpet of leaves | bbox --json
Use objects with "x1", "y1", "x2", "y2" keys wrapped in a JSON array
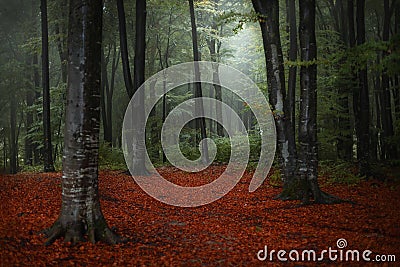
[{"x1": 0, "y1": 166, "x2": 399, "y2": 266}]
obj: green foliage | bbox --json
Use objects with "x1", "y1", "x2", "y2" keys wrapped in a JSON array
[
  {"x1": 320, "y1": 161, "x2": 361, "y2": 185},
  {"x1": 268, "y1": 169, "x2": 281, "y2": 187},
  {"x1": 98, "y1": 143, "x2": 127, "y2": 170}
]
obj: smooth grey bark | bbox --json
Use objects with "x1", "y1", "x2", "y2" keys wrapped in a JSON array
[
  {"x1": 189, "y1": 0, "x2": 209, "y2": 164},
  {"x1": 131, "y1": 0, "x2": 150, "y2": 175},
  {"x1": 41, "y1": 0, "x2": 55, "y2": 172},
  {"x1": 251, "y1": 0, "x2": 297, "y2": 199},
  {"x1": 44, "y1": 0, "x2": 122, "y2": 245}
]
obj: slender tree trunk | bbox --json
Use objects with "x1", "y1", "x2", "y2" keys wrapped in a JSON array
[
  {"x1": 10, "y1": 92, "x2": 17, "y2": 174},
  {"x1": 41, "y1": 0, "x2": 55, "y2": 172},
  {"x1": 107, "y1": 45, "x2": 119, "y2": 145},
  {"x1": 100, "y1": 43, "x2": 117, "y2": 145},
  {"x1": 117, "y1": 0, "x2": 134, "y2": 98},
  {"x1": 380, "y1": 0, "x2": 396, "y2": 159},
  {"x1": 189, "y1": 0, "x2": 209, "y2": 164},
  {"x1": 25, "y1": 58, "x2": 35, "y2": 166},
  {"x1": 251, "y1": 0, "x2": 297, "y2": 199},
  {"x1": 101, "y1": 46, "x2": 110, "y2": 144},
  {"x1": 25, "y1": 2, "x2": 38, "y2": 166},
  {"x1": 32, "y1": 53, "x2": 41, "y2": 165},
  {"x1": 3, "y1": 135, "x2": 6, "y2": 171},
  {"x1": 395, "y1": 3, "x2": 400, "y2": 122},
  {"x1": 286, "y1": 0, "x2": 298, "y2": 174},
  {"x1": 54, "y1": 0, "x2": 68, "y2": 85},
  {"x1": 287, "y1": 0, "x2": 297, "y2": 139},
  {"x1": 44, "y1": 0, "x2": 122, "y2": 245},
  {"x1": 207, "y1": 0, "x2": 224, "y2": 137},
  {"x1": 131, "y1": 0, "x2": 149, "y2": 175},
  {"x1": 330, "y1": 0, "x2": 353, "y2": 160},
  {"x1": 356, "y1": 0, "x2": 370, "y2": 176}
]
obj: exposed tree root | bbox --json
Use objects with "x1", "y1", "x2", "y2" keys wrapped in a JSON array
[
  {"x1": 273, "y1": 180, "x2": 301, "y2": 200},
  {"x1": 314, "y1": 190, "x2": 348, "y2": 204},
  {"x1": 273, "y1": 180, "x2": 354, "y2": 205},
  {"x1": 44, "y1": 219, "x2": 126, "y2": 246},
  {"x1": 273, "y1": 190, "x2": 301, "y2": 201}
]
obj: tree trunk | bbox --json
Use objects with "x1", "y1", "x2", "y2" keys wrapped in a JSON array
[
  {"x1": 131, "y1": 0, "x2": 149, "y2": 175},
  {"x1": 298, "y1": 0, "x2": 341, "y2": 204},
  {"x1": 206, "y1": 0, "x2": 224, "y2": 137},
  {"x1": 25, "y1": 58, "x2": 35, "y2": 166},
  {"x1": 287, "y1": 0, "x2": 297, "y2": 139},
  {"x1": 298, "y1": 0, "x2": 318, "y2": 203},
  {"x1": 41, "y1": 0, "x2": 55, "y2": 172},
  {"x1": 337, "y1": 0, "x2": 353, "y2": 160},
  {"x1": 54, "y1": 0, "x2": 68, "y2": 84},
  {"x1": 101, "y1": 46, "x2": 110, "y2": 144},
  {"x1": 32, "y1": 53, "x2": 41, "y2": 165},
  {"x1": 117, "y1": 0, "x2": 134, "y2": 98},
  {"x1": 44, "y1": 0, "x2": 122, "y2": 245},
  {"x1": 100, "y1": 42, "x2": 118, "y2": 145},
  {"x1": 380, "y1": 0, "x2": 396, "y2": 159},
  {"x1": 251, "y1": 0, "x2": 297, "y2": 199},
  {"x1": 189, "y1": 0, "x2": 209, "y2": 164},
  {"x1": 10, "y1": 92, "x2": 17, "y2": 174},
  {"x1": 356, "y1": 0, "x2": 370, "y2": 176}
]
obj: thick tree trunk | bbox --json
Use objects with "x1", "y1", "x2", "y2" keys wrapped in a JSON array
[
  {"x1": 189, "y1": 0, "x2": 209, "y2": 164},
  {"x1": 356, "y1": 0, "x2": 370, "y2": 176},
  {"x1": 41, "y1": 0, "x2": 55, "y2": 172},
  {"x1": 298, "y1": 0, "x2": 318, "y2": 203},
  {"x1": 44, "y1": 0, "x2": 122, "y2": 245},
  {"x1": 251, "y1": 0, "x2": 297, "y2": 199},
  {"x1": 298, "y1": 0, "x2": 341, "y2": 204}
]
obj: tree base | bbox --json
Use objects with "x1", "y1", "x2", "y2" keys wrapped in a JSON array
[
  {"x1": 274, "y1": 179, "x2": 351, "y2": 205},
  {"x1": 43, "y1": 218, "x2": 126, "y2": 246}
]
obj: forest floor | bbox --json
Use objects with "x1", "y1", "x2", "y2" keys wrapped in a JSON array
[{"x1": 0, "y1": 166, "x2": 399, "y2": 266}]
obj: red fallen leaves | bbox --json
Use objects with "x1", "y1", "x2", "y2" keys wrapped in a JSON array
[{"x1": 0, "y1": 166, "x2": 399, "y2": 266}]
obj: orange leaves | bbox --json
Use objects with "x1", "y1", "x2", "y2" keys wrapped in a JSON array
[{"x1": 0, "y1": 168, "x2": 399, "y2": 266}]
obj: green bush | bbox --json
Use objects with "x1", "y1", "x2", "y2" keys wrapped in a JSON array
[
  {"x1": 98, "y1": 142, "x2": 127, "y2": 170},
  {"x1": 320, "y1": 161, "x2": 361, "y2": 185}
]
